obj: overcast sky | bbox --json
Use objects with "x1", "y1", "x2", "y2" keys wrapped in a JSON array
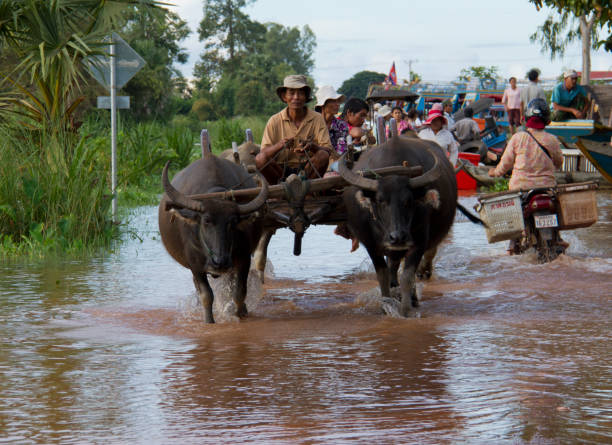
[{"x1": 168, "y1": 0, "x2": 611, "y2": 88}]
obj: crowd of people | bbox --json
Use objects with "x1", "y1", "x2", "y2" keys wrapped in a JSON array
[
  {"x1": 256, "y1": 69, "x2": 591, "y2": 185},
  {"x1": 253, "y1": 69, "x2": 593, "y2": 252}
]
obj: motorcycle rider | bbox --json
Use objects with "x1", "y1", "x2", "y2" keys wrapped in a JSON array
[
  {"x1": 488, "y1": 98, "x2": 562, "y2": 190},
  {"x1": 488, "y1": 98, "x2": 566, "y2": 253}
]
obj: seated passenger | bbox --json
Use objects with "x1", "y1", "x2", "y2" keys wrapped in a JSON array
[
  {"x1": 341, "y1": 98, "x2": 376, "y2": 147},
  {"x1": 405, "y1": 108, "x2": 422, "y2": 130},
  {"x1": 450, "y1": 107, "x2": 481, "y2": 144},
  {"x1": 386, "y1": 106, "x2": 410, "y2": 137},
  {"x1": 255, "y1": 75, "x2": 333, "y2": 184},
  {"x1": 418, "y1": 108, "x2": 459, "y2": 166},
  {"x1": 315, "y1": 85, "x2": 348, "y2": 156},
  {"x1": 550, "y1": 69, "x2": 590, "y2": 121},
  {"x1": 442, "y1": 99, "x2": 455, "y2": 128}
]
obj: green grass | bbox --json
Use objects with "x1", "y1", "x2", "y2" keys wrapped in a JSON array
[
  {"x1": 0, "y1": 114, "x2": 270, "y2": 258},
  {"x1": 0, "y1": 125, "x2": 116, "y2": 259}
]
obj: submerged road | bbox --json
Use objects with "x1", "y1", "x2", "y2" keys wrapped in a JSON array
[{"x1": 1, "y1": 192, "x2": 611, "y2": 444}]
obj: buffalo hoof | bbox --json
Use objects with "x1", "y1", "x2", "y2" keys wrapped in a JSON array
[
  {"x1": 381, "y1": 297, "x2": 403, "y2": 318},
  {"x1": 236, "y1": 304, "x2": 248, "y2": 318},
  {"x1": 416, "y1": 268, "x2": 432, "y2": 280}
]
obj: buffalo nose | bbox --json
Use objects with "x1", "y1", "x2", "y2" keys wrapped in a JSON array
[
  {"x1": 211, "y1": 255, "x2": 231, "y2": 269},
  {"x1": 389, "y1": 231, "x2": 403, "y2": 244}
]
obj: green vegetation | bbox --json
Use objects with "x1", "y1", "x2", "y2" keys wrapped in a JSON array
[
  {"x1": 0, "y1": 1, "x2": 299, "y2": 258},
  {"x1": 338, "y1": 71, "x2": 387, "y2": 100},
  {"x1": 457, "y1": 66, "x2": 500, "y2": 83},
  {"x1": 480, "y1": 179, "x2": 510, "y2": 193},
  {"x1": 0, "y1": 124, "x2": 113, "y2": 258},
  {"x1": 528, "y1": 0, "x2": 612, "y2": 84}
]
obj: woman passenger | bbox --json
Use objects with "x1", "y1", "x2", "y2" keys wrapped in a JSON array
[
  {"x1": 418, "y1": 108, "x2": 459, "y2": 166},
  {"x1": 341, "y1": 97, "x2": 376, "y2": 146},
  {"x1": 386, "y1": 106, "x2": 410, "y2": 137},
  {"x1": 315, "y1": 85, "x2": 349, "y2": 156}
]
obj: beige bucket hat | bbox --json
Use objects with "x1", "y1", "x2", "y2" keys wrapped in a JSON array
[
  {"x1": 276, "y1": 74, "x2": 312, "y2": 102},
  {"x1": 378, "y1": 104, "x2": 392, "y2": 117},
  {"x1": 314, "y1": 85, "x2": 346, "y2": 111}
]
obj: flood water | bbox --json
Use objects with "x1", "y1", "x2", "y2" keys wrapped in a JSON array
[{"x1": 1, "y1": 192, "x2": 611, "y2": 444}]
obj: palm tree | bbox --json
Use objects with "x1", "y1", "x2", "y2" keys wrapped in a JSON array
[{"x1": 0, "y1": 0, "x2": 166, "y2": 130}]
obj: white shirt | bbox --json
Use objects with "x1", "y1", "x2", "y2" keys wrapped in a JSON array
[
  {"x1": 444, "y1": 112, "x2": 455, "y2": 128},
  {"x1": 418, "y1": 127, "x2": 459, "y2": 166}
]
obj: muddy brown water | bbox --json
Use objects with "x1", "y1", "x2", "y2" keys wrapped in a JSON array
[{"x1": 1, "y1": 193, "x2": 611, "y2": 444}]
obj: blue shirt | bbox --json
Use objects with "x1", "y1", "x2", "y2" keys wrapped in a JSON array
[{"x1": 551, "y1": 82, "x2": 586, "y2": 107}]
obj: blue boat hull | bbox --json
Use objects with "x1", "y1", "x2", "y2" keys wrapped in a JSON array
[{"x1": 573, "y1": 124, "x2": 612, "y2": 183}]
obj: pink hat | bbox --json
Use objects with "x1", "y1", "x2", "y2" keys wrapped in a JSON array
[
  {"x1": 431, "y1": 103, "x2": 443, "y2": 112},
  {"x1": 423, "y1": 109, "x2": 447, "y2": 126}
]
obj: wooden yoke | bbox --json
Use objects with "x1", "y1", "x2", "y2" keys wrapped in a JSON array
[{"x1": 186, "y1": 165, "x2": 424, "y2": 253}]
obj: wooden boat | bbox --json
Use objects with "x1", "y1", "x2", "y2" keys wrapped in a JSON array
[{"x1": 545, "y1": 85, "x2": 612, "y2": 184}]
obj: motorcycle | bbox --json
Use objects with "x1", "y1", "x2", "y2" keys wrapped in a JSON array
[
  {"x1": 509, "y1": 187, "x2": 568, "y2": 263},
  {"x1": 476, "y1": 182, "x2": 598, "y2": 264}
]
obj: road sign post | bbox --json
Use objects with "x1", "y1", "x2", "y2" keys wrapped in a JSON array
[{"x1": 87, "y1": 32, "x2": 145, "y2": 223}]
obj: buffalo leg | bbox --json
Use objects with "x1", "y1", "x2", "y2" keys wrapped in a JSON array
[
  {"x1": 253, "y1": 228, "x2": 275, "y2": 283},
  {"x1": 400, "y1": 248, "x2": 425, "y2": 315},
  {"x1": 231, "y1": 256, "x2": 251, "y2": 318},
  {"x1": 416, "y1": 246, "x2": 437, "y2": 280},
  {"x1": 388, "y1": 256, "x2": 402, "y2": 289},
  {"x1": 365, "y1": 245, "x2": 390, "y2": 298},
  {"x1": 193, "y1": 272, "x2": 215, "y2": 323}
]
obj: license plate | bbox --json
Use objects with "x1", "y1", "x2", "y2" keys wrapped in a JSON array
[{"x1": 534, "y1": 214, "x2": 558, "y2": 228}]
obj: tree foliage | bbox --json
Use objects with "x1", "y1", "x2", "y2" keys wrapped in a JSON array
[
  {"x1": 528, "y1": 1, "x2": 612, "y2": 83},
  {"x1": 338, "y1": 71, "x2": 386, "y2": 100},
  {"x1": 193, "y1": 1, "x2": 317, "y2": 118},
  {"x1": 0, "y1": 0, "x2": 166, "y2": 130},
  {"x1": 529, "y1": 0, "x2": 611, "y2": 48},
  {"x1": 457, "y1": 66, "x2": 499, "y2": 82},
  {"x1": 117, "y1": 6, "x2": 191, "y2": 121}
]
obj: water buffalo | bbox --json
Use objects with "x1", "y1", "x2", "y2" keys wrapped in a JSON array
[
  {"x1": 219, "y1": 141, "x2": 260, "y2": 168},
  {"x1": 339, "y1": 136, "x2": 457, "y2": 316},
  {"x1": 158, "y1": 154, "x2": 268, "y2": 323}
]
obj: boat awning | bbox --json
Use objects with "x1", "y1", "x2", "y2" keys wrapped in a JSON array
[{"x1": 366, "y1": 86, "x2": 419, "y2": 103}]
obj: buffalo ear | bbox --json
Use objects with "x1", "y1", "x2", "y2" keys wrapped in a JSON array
[
  {"x1": 422, "y1": 189, "x2": 440, "y2": 209},
  {"x1": 355, "y1": 190, "x2": 375, "y2": 214},
  {"x1": 169, "y1": 207, "x2": 200, "y2": 226}
]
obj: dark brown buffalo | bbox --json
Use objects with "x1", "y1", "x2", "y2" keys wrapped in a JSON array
[
  {"x1": 340, "y1": 136, "x2": 457, "y2": 316},
  {"x1": 158, "y1": 154, "x2": 268, "y2": 323}
]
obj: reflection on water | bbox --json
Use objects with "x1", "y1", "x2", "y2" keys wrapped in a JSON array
[{"x1": 1, "y1": 193, "x2": 611, "y2": 443}]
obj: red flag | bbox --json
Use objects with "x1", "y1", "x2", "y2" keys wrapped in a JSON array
[{"x1": 388, "y1": 62, "x2": 397, "y2": 86}]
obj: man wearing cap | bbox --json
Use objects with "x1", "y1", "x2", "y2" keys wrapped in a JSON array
[
  {"x1": 550, "y1": 70, "x2": 589, "y2": 121},
  {"x1": 255, "y1": 75, "x2": 333, "y2": 184}
]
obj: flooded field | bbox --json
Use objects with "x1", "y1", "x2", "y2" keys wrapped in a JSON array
[{"x1": 1, "y1": 192, "x2": 611, "y2": 444}]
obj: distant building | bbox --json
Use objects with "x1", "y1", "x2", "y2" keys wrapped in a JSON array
[{"x1": 577, "y1": 71, "x2": 612, "y2": 83}]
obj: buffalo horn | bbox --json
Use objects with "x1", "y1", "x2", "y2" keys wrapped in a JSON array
[
  {"x1": 408, "y1": 144, "x2": 441, "y2": 189},
  {"x1": 338, "y1": 153, "x2": 378, "y2": 192},
  {"x1": 162, "y1": 162, "x2": 207, "y2": 212},
  {"x1": 162, "y1": 162, "x2": 268, "y2": 214},
  {"x1": 237, "y1": 170, "x2": 269, "y2": 215}
]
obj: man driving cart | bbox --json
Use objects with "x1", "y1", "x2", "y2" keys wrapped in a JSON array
[{"x1": 255, "y1": 75, "x2": 333, "y2": 185}]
